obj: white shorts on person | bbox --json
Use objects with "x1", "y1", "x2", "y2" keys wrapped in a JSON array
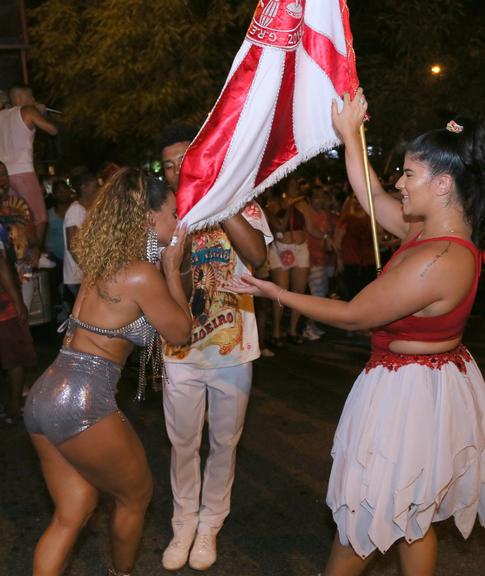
[
  {"x1": 268, "y1": 240, "x2": 310, "y2": 270},
  {"x1": 326, "y1": 346, "x2": 485, "y2": 558}
]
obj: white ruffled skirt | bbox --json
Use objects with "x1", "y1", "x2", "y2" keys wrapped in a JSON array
[{"x1": 326, "y1": 348, "x2": 485, "y2": 558}]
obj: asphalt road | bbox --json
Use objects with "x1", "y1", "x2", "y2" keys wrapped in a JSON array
[{"x1": 1, "y1": 317, "x2": 485, "y2": 576}]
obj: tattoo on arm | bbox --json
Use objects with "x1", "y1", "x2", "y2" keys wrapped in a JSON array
[
  {"x1": 419, "y1": 242, "x2": 451, "y2": 278},
  {"x1": 96, "y1": 285, "x2": 121, "y2": 303}
]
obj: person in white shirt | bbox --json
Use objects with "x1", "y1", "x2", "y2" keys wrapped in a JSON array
[
  {"x1": 63, "y1": 171, "x2": 98, "y2": 305},
  {"x1": 0, "y1": 84, "x2": 58, "y2": 244}
]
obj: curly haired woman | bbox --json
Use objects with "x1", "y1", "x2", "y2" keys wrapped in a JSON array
[{"x1": 23, "y1": 168, "x2": 192, "y2": 576}]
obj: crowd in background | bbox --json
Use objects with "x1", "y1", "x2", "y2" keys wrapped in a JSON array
[
  {"x1": 0, "y1": 83, "x2": 124, "y2": 425},
  {"x1": 21, "y1": 166, "x2": 403, "y2": 326},
  {"x1": 0, "y1": 135, "x2": 399, "y2": 421},
  {"x1": 254, "y1": 171, "x2": 401, "y2": 356},
  {"x1": 0, "y1": 154, "x2": 110, "y2": 424},
  {"x1": 2, "y1": 82, "x2": 485, "y2": 576},
  {"x1": 0, "y1": 84, "x2": 483, "y2": 429}
]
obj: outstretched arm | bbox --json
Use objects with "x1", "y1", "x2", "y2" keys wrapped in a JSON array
[
  {"x1": 226, "y1": 241, "x2": 473, "y2": 332},
  {"x1": 332, "y1": 89, "x2": 408, "y2": 239}
]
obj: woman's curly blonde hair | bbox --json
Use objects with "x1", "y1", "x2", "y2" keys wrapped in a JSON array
[{"x1": 72, "y1": 167, "x2": 169, "y2": 286}]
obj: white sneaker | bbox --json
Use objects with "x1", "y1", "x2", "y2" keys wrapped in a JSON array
[
  {"x1": 261, "y1": 347, "x2": 275, "y2": 357},
  {"x1": 162, "y1": 531, "x2": 196, "y2": 571},
  {"x1": 188, "y1": 532, "x2": 217, "y2": 571},
  {"x1": 314, "y1": 326, "x2": 326, "y2": 337},
  {"x1": 38, "y1": 253, "x2": 56, "y2": 269},
  {"x1": 302, "y1": 325, "x2": 320, "y2": 341}
]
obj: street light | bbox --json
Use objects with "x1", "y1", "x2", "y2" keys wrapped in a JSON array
[{"x1": 430, "y1": 64, "x2": 442, "y2": 75}]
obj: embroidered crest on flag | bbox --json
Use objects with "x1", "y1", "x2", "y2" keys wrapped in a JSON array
[{"x1": 247, "y1": 0, "x2": 305, "y2": 49}]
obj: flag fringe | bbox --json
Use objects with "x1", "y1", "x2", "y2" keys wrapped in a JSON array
[{"x1": 186, "y1": 136, "x2": 341, "y2": 232}]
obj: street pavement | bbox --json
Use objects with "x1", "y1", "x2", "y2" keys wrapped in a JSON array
[{"x1": 1, "y1": 317, "x2": 485, "y2": 576}]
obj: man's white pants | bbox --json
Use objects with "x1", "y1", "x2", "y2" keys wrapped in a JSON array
[{"x1": 163, "y1": 362, "x2": 252, "y2": 536}]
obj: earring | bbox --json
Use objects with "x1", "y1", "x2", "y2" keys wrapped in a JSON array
[{"x1": 146, "y1": 228, "x2": 160, "y2": 263}]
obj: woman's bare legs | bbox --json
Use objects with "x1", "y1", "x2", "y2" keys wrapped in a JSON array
[
  {"x1": 270, "y1": 267, "x2": 289, "y2": 339},
  {"x1": 398, "y1": 527, "x2": 437, "y2": 576},
  {"x1": 325, "y1": 527, "x2": 438, "y2": 576},
  {"x1": 288, "y1": 265, "x2": 309, "y2": 336},
  {"x1": 324, "y1": 534, "x2": 374, "y2": 576},
  {"x1": 31, "y1": 412, "x2": 153, "y2": 575},
  {"x1": 31, "y1": 434, "x2": 98, "y2": 575}
]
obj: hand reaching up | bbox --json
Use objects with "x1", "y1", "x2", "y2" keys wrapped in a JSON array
[{"x1": 331, "y1": 87, "x2": 368, "y2": 141}]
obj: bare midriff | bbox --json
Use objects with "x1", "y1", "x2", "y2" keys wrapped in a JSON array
[
  {"x1": 64, "y1": 331, "x2": 134, "y2": 365},
  {"x1": 388, "y1": 336, "x2": 462, "y2": 355}
]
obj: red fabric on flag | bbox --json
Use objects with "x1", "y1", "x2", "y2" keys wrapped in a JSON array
[
  {"x1": 302, "y1": 24, "x2": 352, "y2": 96},
  {"x1": 339, "y1": 0, "x2": 359, "y2": 95},
  {"x1": 255, "y1": 50, "x2": 298, "y2": 186},
  {"x1": 177, "y1": 44, "x2": 263, "y2": 219},
  {"x1": 177, "y1": 0, "x2": 360, "y2": 230}
]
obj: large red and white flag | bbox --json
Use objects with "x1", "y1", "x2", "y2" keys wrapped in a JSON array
[{"x1": 177, "y1": 0, "x2": 359, "y2": 229}]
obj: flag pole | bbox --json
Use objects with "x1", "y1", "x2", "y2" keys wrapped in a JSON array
[{"x1": 359, "y1": 123, "x2": 382, "y2": 274}]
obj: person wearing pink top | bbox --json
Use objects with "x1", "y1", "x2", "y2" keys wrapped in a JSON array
[{"x1": 0, "y1": 84, "x2": 58, "y2": 244}]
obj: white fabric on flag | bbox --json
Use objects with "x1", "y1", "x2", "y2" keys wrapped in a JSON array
[{"x1": 177, "y1": 0, "x2": 359, "y2": 230}]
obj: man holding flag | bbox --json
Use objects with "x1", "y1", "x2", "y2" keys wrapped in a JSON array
[{"x1": 160, "y1": 124, "x2": 272, "y2": 571}]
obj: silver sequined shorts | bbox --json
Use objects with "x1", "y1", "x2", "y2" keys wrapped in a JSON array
[{"x1": 24, "y1": 347, "x2": 122, "y2": 445}]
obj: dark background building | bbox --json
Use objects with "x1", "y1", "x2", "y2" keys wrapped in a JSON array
[{"x1": 0, "y1": 0, "x2": 29, "y2": 89}]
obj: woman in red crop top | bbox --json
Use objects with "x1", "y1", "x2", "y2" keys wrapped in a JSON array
[{"x1": 227, "y1": 89, "x2": 485, "y2": 576}]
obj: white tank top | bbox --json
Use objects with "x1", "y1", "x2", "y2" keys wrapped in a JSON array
[{"x1": 0, "y1": 106, "x2": 35, "y2": 175}]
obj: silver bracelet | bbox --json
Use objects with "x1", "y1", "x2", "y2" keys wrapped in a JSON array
[{"x1": 276, "y1": 288, "x2": 285, "y2": 308}]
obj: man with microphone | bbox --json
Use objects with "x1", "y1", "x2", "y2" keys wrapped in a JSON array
[{"x1": 0, "y1": 84, "x2": 58, "y2": 244}]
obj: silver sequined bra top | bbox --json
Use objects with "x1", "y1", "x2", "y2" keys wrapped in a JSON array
[
  {"x1": 59, "y1": 314, "x2": 157, "y2": 347},
  {"x1": 58, "y1": 314, "x2": 163, "y2": 401}
]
